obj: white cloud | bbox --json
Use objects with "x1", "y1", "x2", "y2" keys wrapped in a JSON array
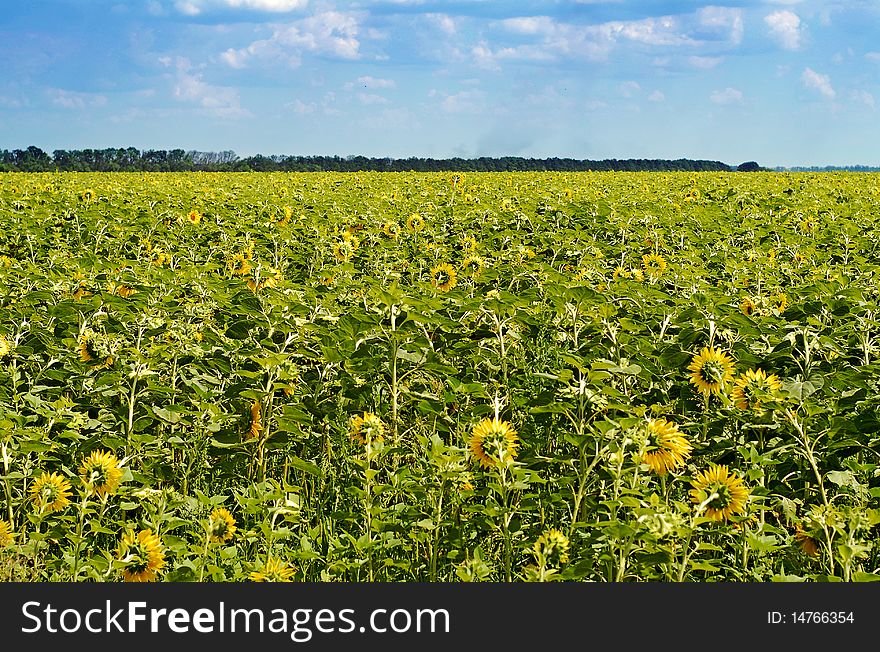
[
  {"x1": 618, "y1": 81, "x2": 641, "y2": 97},
  {"x1": 171, "y1": 57, "x2": 249, "y2": 117},
  {"x1": 286, "y1": 98, "x2": 316, "y2": 114},
  {"x1": 801, "y1": 67, "x2": 835, "y2": 99},
  {"x1": 174, "y1": 0, "x2": 307, "y2": 14},
  {"x1": 648, "y1": 90, "x2": 665, "y2": 102},
  {"x1": 425, "y1": 13, "x2": 456, "y2": 36},
  {"x1": 710, "y1": 87, "x2": 743, "y2": 105},
  {"x1": 357, "y1": 93, "x2": 389, "y2": 105},
  {"x1": 688, "y1": 55, "x2": 722, "y2": 69},
  {"x1": 866, "y1": 52, "x2": 880, "y2": 62},
  {"x1": 48, "y1": 88, "x2": 107, "y2": 109},
  {"x1": 850, "y1": 89, "x2": 875, "y2": 109},
  {"x1": 696, "y1": 6, "x2": 743, "y2": 45},
  {"x1": 354, "y1": 75, "x2": 395, "y2": 90},
  {"x1": 500, "y1": 16, "x2": 556, "y2": 35},
  {"x1": 764, "y1": 10, "x2": 802, "y2": 50},
  {"x1": 439, "y1": 89, "x2": 486, "y2": 114},
  {"x1": 219, "y1": 11, "x2": 361, "y2": 68}
]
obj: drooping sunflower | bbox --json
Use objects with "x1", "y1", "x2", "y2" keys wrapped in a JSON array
[
  {"x1": 794, "y1": 525, "x2": 820, "y2": 557},
  {"x1": 731, "y1": 368, "x2": 782, "y2": 412},
  {"x1": 461, "y1": 255, "x2": 484, "y2": 279},
  {"x1": 208, "y1": 507, "x2": 237, "y2": 544},
  {"x1": 80, "y1": 450, "x2": 123, "y2": 497},
  {"x1": 641, "y1": 253, "x2": 667, "y2": 279},
  {"x1": 689, "y1": 464, "x2": 750, "y2": 522},
  {"x1": 333, "y1": 233, "x2": 359, "y2": 262},
  {"x1": 117, "y1": 529, "x2": 166, "y2": 582},
  {"x1": 770, "y1": 292, "x2": 788, "y2": 312},
  {"x1": 740, "y1": 297, "x2": 756, "y2": 316},
  {"x1": 382, "y1": 221, "x2": 400, "y2": 238},
  {"x1": 0, "y1": 519, "x2": 13, "y2": 546},
  {"x1": 640, "y1": 418, "x2": 692, "y2": 476},
  {"x1": 227, "y1": 253, "x2": 253, "y2": 276},
  {"x1": 246, "y1": 401, "x2": 262, "y2": 440},
  {"x1": 30, "y1": 471, "x2": 72, "y2": 514},
  {"x1": 430, "y1": 263, "x2": 457, "y2": 292},
  {"x1": 277, "y1": 206, "x2": 293, "y2": 226},
  {"x1": 350, "y1": 412, "x2": 385, "y2": 445},
  {"x1": 250, "y1": 557, "x2": 295, "y2": 582},
  {"x1": 406, "y1": 212, "x2": 424, "y2": 232},
  {"x1": 687, "y1": 346, "x2": 735, "y2": 396},
  {"x1": 532, "y1": 528, "x2": 570, "y2": 567},
  {"x1": 469, "y1": 418, "x2": 519, "y2": 469},
  {"x1": 186, "y1": 210, "x2": 202, "y2": 225}
]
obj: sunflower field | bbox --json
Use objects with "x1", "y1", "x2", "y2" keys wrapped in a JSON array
[{"x1": 0, "y1": 171, "x2": 879, "y2": 583}]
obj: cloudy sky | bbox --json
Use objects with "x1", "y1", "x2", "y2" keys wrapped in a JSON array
[{"x1": 1, "y1": 0, "x2": 878, "y2": 166}]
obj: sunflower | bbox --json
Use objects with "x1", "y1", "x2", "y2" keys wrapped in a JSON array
[
  {"x1": 740, "y1": 297, "x2": 756, "y2": 316},
  {"x1": 227, "y1": 253, "x2": 253, "y2": 276},
  {"x1": 406, "y1": 212, "x2": 424, "y2": 232},
  {"x1": 461, "y1": 234, "x2": 477, "y2": 253},
  {"x1": 640, "y1": 418, "x2": 692, "y2": 476},
  {"x1": 461, "y1": 255, "x2": 484, "y2": 279},
  {"x1": 0, "y1": 519, "x2": 13, "y2": 546},
  {"x1": 794, "y1": 525, "x2": 820, "y2": 557},
  {"x1": 731, "y1": 368, "x2": 782, "y2": 412},
  {"x1": 770, "y1": 292, "x2": 788, "y2": 312},
  {"x1": 333, "y1": 233, "x2": 359, "y2": 262},
  {"x1": 0, "y1": 335, "x2": 11, "y2": 359},
  {"x1": 117, "y1": 529, "x2": 166, "y2": 582},
  {"x1": 382, "y1": 221, "x2": 400, "y2": 238},
  {"x1": 689, "y1": 464, "x2": 750, "y2": 522},
  {"x1": 78, "y1": 332, "x2": 96, "y2": 362},
  {"x1": 30, "y1": 471, "x2": 72, "y2": 514},
  {"x1": 81, "y1": 188, "x2": 96, "y2": 203},
  {"x1": 612, "y1": 266, "x2": 631, "y2": 281},
  {"x1": 250, "y1": 557, "x2": 295, "y2": 582},
  {"x1": 641, "y1": 253, "x2": 667, "y2": 279},
  {"x1": 277, "y1": 207, "x2": 293, "y2": 226},
  {"x1": 186, "y1": 210, "x2": 202, "y2": 225},
  {"x1": 246, "y1": 401, "x2": 262, "y2": 440},
  {"x1": 430, "y1": 263, "x2": 457, "y2": 292},
  {"x1": 208, "y1": 507, "x2": 237, "y2": 543},
  {"x1": 532, "y1": 528, "x2": 570, "y2": 567},
  {"x1": 687, "y1": 346, "x2": 735, "y2": 396},
  {"x1": 350, "y1": 412, "x2": 385, "y2": 445},
  {"x1": 80, "y1": 450, "x2": 123, "y2": 497},
  {"x1": 631, "y1": 268, "x2": 645, "y2": 282},
  {"x1": 470, "y1": 418, "x2": 519, "y2": 469}
]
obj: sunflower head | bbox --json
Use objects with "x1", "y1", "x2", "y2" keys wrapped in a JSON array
[
  {"x1": 277, "y1": 206, "x2": 293, "y2": 226},
  {"x1": 245, "y1": 401, "x2": 262, "y2": 440},
  {"x1": 770, "y1": 292, "x2": 788, "y2": 312},
  {"x1": 382, "y1": 221, "x2": 400, "y2": 238},
  {"x1": 740, "y1": 297, "x2": 756, "y2": 316},
  {"x1": 794, "y1": 524, "x2": 820, "y2": 557},
  {"x1": 79, "y1": 450, "x2": 123, "y2": 497},
  {"x1": 532, "y1": 528, "x2": 570, "y2": 567},
  {"x1": 0, "y1": 519, "x2": 13, "y2": 546},
  {"x1": 687, "y1": 346, "x2": 735, "y2": 396},
  {"x1": 731, "y1": 368, "x2": 783, "y2": 413},
  {"x1": 250, "y1": 557, "x2": 296, "y2": 582},
  {"x1": 641, "y1": 253, "x2": 667, "y2": 279},
  {"x1": 81, "y1": 189, "x2": 96, "y2": 203},
  {"x1": 689, "y1": 464, "x2": 750, "y2": 522},
  {"x1": 406, "y1": 213, "x2": 424, "y2": 232},
  {"x1": 461, "y1": 255, "x2": 484, "y2": 279},
  {"x1": 350, "y1": 412, "x2": 385, "y2": 446},
  {"x1": 461, "y1": 234, "x2": 478, "y2": 252},
  {"x1": 430, "y1": 263, "x2": 457, "y2": 292},
  {"x1": 333, "y1": 233, "x2": 359, "y2": 262},
  {"x1": 117, "y1": 529, "x2": 166, "y2": 582},
  {"x1": 186, "y1": 210, "x2": 202, "y2": 225},
  {"x1": 30, "y1": 471, "x2": 72, "y2": 514},
  {"x1": 469, "y1": 418, "x2": 519, "y2": 469},
  {"x1": 208, "y1": 507, "x2": 237, "y2": 544},
  {"x1": 227, "y1": 253, "x2": 253, "y2": 276},
  {"x1": 0, "y1": 335, "x2": 11, "y2": 359},
  {"x1": 640, "y1": 418, "x2": 692, "y2": 476}
]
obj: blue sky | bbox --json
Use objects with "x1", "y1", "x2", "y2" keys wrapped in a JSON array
[{"x1": 1, "y1": 0, "x2": 878, "y2": 166}]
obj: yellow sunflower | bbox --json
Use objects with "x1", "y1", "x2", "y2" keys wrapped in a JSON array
[
  {"x1": 186, "y1": 210, "x2": 202, "y2": 225},
  {"x1": 461, "y1": 255, "x2": 484, "y2": 279},
  {"x1": 208, "y1": 507, "x2": 237, "y2": 544},
  {"x1": 0, "y1": 519, "x2": 13, "y2": 546},
  {"x1": 687, "y1": 346, "x2": 735, "y2": 396},
  {"x1": 532, "y1": 528, "x2": 570, "y2": 567},
  {"x1": 79, "y1": 450, "x2": 123, "y2": 497},
  {"x1": 406, "y1": 212, "x2": 424, "y2": 232},
  {"x1": 250, "y1": 557, "x2": 295, "y2": 582},
  {"x1": 689, "y1": 464, "x2": 750, "y2": 522},
  {"x1": 0, "y1": 335, "x2": 11, "y2": 359},
  {"x1": 382, "y1": 221, "x2": 400, "y2": 238},
  {"x1": 641, "y1": 253, "x2": 667, "y2": 279},
  {"x1": 350, "y1": 412, "x2": 385, "y2": 445},
  {"x1": 277, "y1": 207, "x2": 293, "y2": 226},
  {"x1": 117, "y1": 529, "x2": 166, "y2": 582},
  {"x1": 30, "y1": 471, "x2": 72, "y2": 514},
  {"x1": 731, "y1": 368, "x2": 782, "y2": 412},
  {"x1": 631, "y1": 268, "x2": 645, "y2": 282},
  {"x1": 246, "y1": 401, "x2": 262, "y2": 440},
  {"x1": 740, "y1": 297, "x2": 756, "y2": 316},
  {"x1": 794, "y1": 525, "x2": 820, "y2": 557},
  {"x1": 612, "y1": 266, "x2": 632, "y2": 281},
  {"x1": 81, "y1": 188, "x2": 96, "y2": 203},
  {"x1": 430, "y1": 263, "x2": 457, "y2": 292},
  {"x1": 640, "y1": 418, "x2": 692, "y2": 476},
  {"x1": 227, "y1": 253, "x2": 253, "y2": 276},
  {"x1": 461, "y1": 234, "x2": 477, "y2": 253},
  {"x1": 333, "y1": 233, "x2": 359, "y2": 262},
  {"x1": 469, "y1": 418, "x2": 519, "y2": 469},
  {"x1": 770, "y1": 292, "x2": 788, "y2": 312}
]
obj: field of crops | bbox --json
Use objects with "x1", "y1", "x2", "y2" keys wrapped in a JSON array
[{"x1": 0, "y1": 171, "x2": 878, "y2": 582}]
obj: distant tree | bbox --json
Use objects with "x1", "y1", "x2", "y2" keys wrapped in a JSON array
[{"x1": 736, "y1": 161, "x2": 762, "y2": 172}]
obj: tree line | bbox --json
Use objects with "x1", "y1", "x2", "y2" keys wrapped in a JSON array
[{"x1": 0, "y1": 145, "x2": 750, "y2": 173}]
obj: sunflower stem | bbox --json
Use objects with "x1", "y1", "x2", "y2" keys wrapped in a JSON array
[{"x1": 71, "y1": 493, "x2": 89, "y2": 580}]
